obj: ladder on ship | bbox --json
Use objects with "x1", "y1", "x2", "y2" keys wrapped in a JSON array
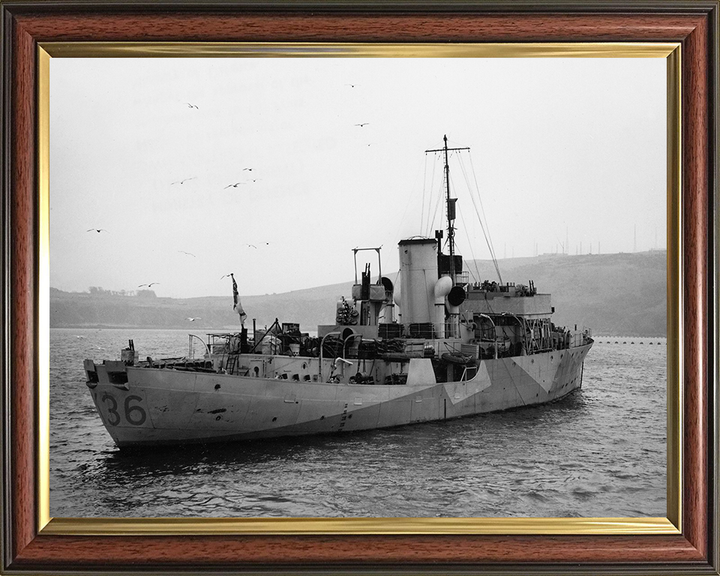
[{"x1": 225, "y1": 354, "x2": 239, "y2": 375}]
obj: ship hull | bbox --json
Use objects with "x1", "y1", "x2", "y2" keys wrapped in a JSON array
[{"x1": 86, "y1": 343, "x2": 592, "y2": 448}]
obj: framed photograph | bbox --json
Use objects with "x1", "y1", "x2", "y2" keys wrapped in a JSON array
[{"x1": 1, "y1": 2, "x2": 717, "y2": 574}]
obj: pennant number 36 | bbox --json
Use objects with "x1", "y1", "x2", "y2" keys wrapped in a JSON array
[{"x1": 99, "y1": 393, "x2": 147, "y2": 426}]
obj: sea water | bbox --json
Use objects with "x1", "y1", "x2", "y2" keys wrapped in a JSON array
[{"x1": 49, "y1": 328, "x2": 666, "y2": 518}]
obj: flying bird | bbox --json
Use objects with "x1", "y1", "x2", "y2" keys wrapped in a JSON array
[
  {"x1": 138, "y1": 282, "x2": 160, "y2": 288},
  {"x1": 86, "y1": 228, "x2": 107, "y2": 233},
  {"x1": 224, "y1": 182, "x2": 243, "y2": 189},
  {"x1": 355, "y1": 123, "x2": 369, "y2": 128},
  {"x1": 246, "y1": 244, "x2": 257, "y2": 249},
  {"x1": 178, "y1": 251, "x2": 196, "y2": 257},
  {"x1": 242, "y1": 168, "x2": 253, "y2": 172},
  {"x1": 220, "y1": 273, "x2": 233, "y2": 279},
  {"x1": 186, "y1": 317, "x2": 201, "y2": 322},
  {"x1": 187, "y1": 103, "x2": 199, "y2": 109},
  {"x1": 171, "y1": 177, "x2": 196, "y2": 185}
]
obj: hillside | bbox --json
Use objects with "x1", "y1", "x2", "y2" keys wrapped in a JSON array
[
  {"x1": 50, "y1": 284, "x2": 346, "y2": 332},
  {"x1": 50, "y1": 250, "x2": 667, "y2": 336},
  {"x1": 465, "y1": 251, "x2": 666, "y2": 336}
]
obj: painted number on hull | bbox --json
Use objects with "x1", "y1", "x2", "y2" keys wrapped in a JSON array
[
  {"x1": 100, "y1": 393, "x2": 147, "y2": 426},
  {"x1": 124, "y1": 396, "x2": 147, "y2": 425},
  {"x1": 100, "y1": 393, "x2": 120, "y2": 426}
]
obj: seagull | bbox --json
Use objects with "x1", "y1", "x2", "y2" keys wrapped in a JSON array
[
  {"x1": 355, "y1": 122, "x2": 369, "y2": 128},
  {"x1": 138, "y1": 282, "x2": 160, "y2": 288},
  {"x1": 186, "y1": 317, "x2": 201, "y2": 322},
  {"x1": 224, "y1": 182, "x2": 243, "y2": 189},
  {"x1": 246, "y1": 244, "x2": 257, "y2": 249},
  {"x1": 242, "y1": 168, "x2": 253, "y2": 172},
  {"x1": 345, "y1": 83, "x2": 357, "y2": 88},
  {"x1": 86, "y1": 228, "x2": 107, "y2": 233},
  {"x1": 179, "y1": 251, "x2": 196, "y2": 257},
  {"x1": 187, "y1": 103, "x2": 199, "y2": 109},
  {"x1": 171, "y1": 177, "x2": 196, "y2": 185}
]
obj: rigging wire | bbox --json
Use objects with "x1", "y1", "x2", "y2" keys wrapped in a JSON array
[
  {"x1": 456, "y1": 153, "x2": 498, "y2": 265},
  {"x1": 396, "y1": 155, "x2": 429, "y2": 241},
  {"x1": 456, "y1": 152, "x2": 503, "y2": 284},
  {"x1": 428, "y1": 183, "x2": 444, "y2": 238},
  {"x1": 442, "y1": 149, "x2": 464, "y2": 253},
  {"x1": 427, "y1": 155, "x2": 445, "y2": 238},
  {"x1": 457, "y1": 153, "x2": 493, "y2": 254},
  {"x1": 465, "y1": 151, "x2": 503, "y2": 280},
  {"x1": 424, "y1": 152, "x2": 441, "y2": 236},
  {"x1": 420, "y1": 152, "x2": 429, "y2": 233},
  {"x1": 457, "y1": 207, "x2": 482, "y2": 284}
]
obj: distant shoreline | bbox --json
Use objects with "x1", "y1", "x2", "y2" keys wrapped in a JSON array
[{"x1": 50, "y1": 250, "x2": 667, "y2": 337}]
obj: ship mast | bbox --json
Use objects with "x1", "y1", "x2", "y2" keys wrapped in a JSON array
[{"x1": 426, "y1": 135, "x2": 469, "y2": 282}]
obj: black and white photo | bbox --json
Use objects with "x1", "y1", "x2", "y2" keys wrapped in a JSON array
[{"x1": 49, "y1": 54, "x2": 667, "y2": 519}]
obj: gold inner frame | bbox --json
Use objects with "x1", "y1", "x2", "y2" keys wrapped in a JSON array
[{"x1": 36, "y1": 42, "x2": 682, "y2": 536}]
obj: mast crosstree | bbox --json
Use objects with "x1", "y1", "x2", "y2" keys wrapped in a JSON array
[{"x1": 425, "y1": 134, "x2": 469, "y2": 282}]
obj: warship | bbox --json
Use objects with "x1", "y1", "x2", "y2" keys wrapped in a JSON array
[{"x1": 84, "y1": 136, "x2": 593, "y2": 448}]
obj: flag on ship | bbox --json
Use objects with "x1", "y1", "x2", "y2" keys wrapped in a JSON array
[{"x1": 230, "y1": 273, "x2": 247, "y2": 326}]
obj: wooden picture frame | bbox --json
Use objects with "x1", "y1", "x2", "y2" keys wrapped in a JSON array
[{"x1": 1, "y1": 1, "x2": 717, "y2": 573}]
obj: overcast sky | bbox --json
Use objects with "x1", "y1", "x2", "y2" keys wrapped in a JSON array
[{"x1": 49, "y1": 57, "x2": 666, "y2": 298}]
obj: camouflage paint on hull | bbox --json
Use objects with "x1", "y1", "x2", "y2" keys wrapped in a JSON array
[{"x1": 87, "y1": 343, "x2": 592, "y2": 448}]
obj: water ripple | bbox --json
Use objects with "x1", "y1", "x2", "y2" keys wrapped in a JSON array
[{"x1": 50, "y1": 330, "x2": 667, "y2": 518}]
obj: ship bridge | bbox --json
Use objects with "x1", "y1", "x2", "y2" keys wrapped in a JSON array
[{"x1": 462, "y1": 281, "x2": 553, "y2": 319}]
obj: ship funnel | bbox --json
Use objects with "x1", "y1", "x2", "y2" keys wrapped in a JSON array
[{"x1": 398, "y1": 239, "x2": 438, "y2": 327}]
